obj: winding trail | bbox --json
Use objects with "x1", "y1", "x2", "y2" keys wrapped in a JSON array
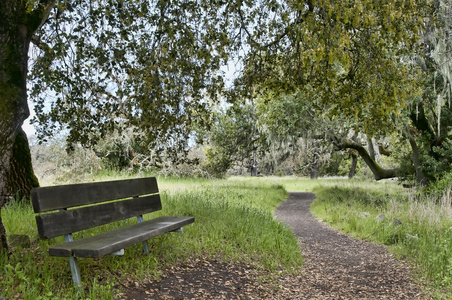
[
  {"x1": 121, "y1": 192, "x2": 429, "y2": 299},
  {"x1": 273, "y1": 192, "x2": 428, "y2": 299}
]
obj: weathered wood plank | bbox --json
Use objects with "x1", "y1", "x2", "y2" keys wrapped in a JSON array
[
  {"x1": 36, "y1": 194, "x2": 162, "y2": 238},
  {"x1": 31, "y1": 177, "x2": 159, "y2": 213},
  {"x1": 48, "y1": 216, "x2": 195, "y2": 257}
]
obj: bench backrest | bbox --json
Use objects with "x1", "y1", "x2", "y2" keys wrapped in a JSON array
[{"x1": 31, "y1": 177, "x2": 162, "y2": 239}]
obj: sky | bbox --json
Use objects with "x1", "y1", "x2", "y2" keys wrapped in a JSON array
[{"x1": 23, "y1": 101, "x2": 36, "y2": 137}]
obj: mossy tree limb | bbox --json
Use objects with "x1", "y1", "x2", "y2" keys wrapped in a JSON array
[{"x1": 340, "y1": 142, "x2": 401, "y2": 180}]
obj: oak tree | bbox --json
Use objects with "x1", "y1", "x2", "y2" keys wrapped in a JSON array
[
  {"x1": 1, "y1": 0, "x2": 232, "y2": 251},
  {"x1": 229, "y1": 0, "x2": 430, "y2": 180}
]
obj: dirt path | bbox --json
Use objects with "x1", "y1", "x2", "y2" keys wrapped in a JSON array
[
  {"x1": 273, "y1": 192, "x2": 428, "y2": 299},
  {"x1": 121, "y1": 192, "x2": 429, "y2": 299}
]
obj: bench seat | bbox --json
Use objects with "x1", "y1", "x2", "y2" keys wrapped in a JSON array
[{"x1": 49, "y1": 216, "x2": 194, "y2": 257}]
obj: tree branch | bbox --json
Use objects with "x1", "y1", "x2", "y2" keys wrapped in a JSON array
[
  {"x1": 27, "y1": 0, "x2": 57, "y2": 34},
  {"x1": 236, "y1": 2, "x2": 309, "y2": 51},
  {"x1": 340, "y1": 141, "x2": 400, "y2": 180}
]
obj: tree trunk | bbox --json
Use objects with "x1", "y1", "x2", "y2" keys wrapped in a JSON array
[
  {"x1": 408, "y1": 135, "x2": 428, "y2": 185},
  {"x1": 0, "y1": 213, "x2": 6, "y2": 254},
  {"x1": 0, "y1": 0, "x2": 54, "y2": 252},
  {"x1": 367, "y1": 138, "x2": 376, "y2": 161},
  {"x1": 348, "y1": 152, "x2": 358, "y2": 179},
  {"x1": 7, "y1": 128, "x2": 40, "y2": 201},
  {"x1": 310, "y1": 141, "x2": 320, "y2": 179}
]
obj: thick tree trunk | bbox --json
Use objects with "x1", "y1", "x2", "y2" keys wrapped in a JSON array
[
  {"x1": 7, "y1": 128, "x2": 40, "y2": 201},
  {"x1": 341, "y1": 142, "x2": 400, "y2": 180},
  {"x1": 0, "y1": 0, "x2": 53, "y2": 252},
  {"x1": 0, "y1": 1, "x2": 31, "y2": 252}
]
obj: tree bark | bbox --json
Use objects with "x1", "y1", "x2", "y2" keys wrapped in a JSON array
[
  {"x1": 341, "y1": 142, "x2": 400, "y2": 180},
  {"x1": 348, "y1": 152, "x2": 358, "y2": 179},
  {"x1": 0, "y1": 0, "x2": 54, "y2": 252},
  {"x1": 378, "y1": 144, "x2": 392, "y2": 156},
  {"x1": 367, "y1": 138, "x2": 376, "y2": 161},
  {"x1": 8, "y1": 128, "x2": 40, "y2": 201},
  {"x1": 408, "y1": 135, "x2": 428, "y2": 185},
  {"x1": 310, "y1": 141, "x2": 320, "y2": 179}
]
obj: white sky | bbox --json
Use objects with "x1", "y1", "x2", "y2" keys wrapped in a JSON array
[{"x1": 23, "y1": 101, "x2": 36, "y2": 137}]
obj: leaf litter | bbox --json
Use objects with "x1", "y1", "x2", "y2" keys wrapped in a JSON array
[{"x1": 119, "y1": 192, "x2": 430, "y2": 299}]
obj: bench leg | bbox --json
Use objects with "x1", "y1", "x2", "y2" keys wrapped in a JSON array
[
  {"x1": 136, "y1": 215, "x2": 150, "y2": 254},
  {"x1": 64, "y1": 233, "x2": 82, "y2": 290},
  {"x1": 69, "y1": 256, "x2": 82, "y2": 290},
  {"x1": 141, "y1": 241, "x2": 150, "y2": 254}
]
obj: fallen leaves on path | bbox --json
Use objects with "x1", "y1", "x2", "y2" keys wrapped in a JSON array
[{"x1": 119, "y1": 192, "x2": 430, "y2": 300}]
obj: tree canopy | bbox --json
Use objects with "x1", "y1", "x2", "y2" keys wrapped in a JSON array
[
  {"x1": 233, "y1": 0, "x2": 429, "y2": 134},
  {"x1": 0, "y1": 0, "x2": 444, "y2": 252},
  {"x1": 29, "y1": 0, "x2": 232, "y2": 154}
]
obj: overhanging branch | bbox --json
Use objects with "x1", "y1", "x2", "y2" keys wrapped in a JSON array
[{"x1": 340, "y1": 142, "x2": 400, "y2": 180}]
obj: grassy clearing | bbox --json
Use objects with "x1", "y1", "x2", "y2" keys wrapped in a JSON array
[
  {"x1": 7, "y1": 173, "x2": 450, "y2": 298},
  {"x1": 1, "y1": 176, "x2": 302, "y2": 299},
  {"x1": 310, "y1": 180, "x2": 452, "y2": 298}
]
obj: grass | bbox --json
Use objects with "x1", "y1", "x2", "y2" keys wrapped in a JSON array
[
  {"x1": 1, "y1": 175, "x2": 302, "y2": 299},
  {"x1": 4, "y1": 173, "x2": 452, "y2": 299}
]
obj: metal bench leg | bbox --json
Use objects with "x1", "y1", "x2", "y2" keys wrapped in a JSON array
[
  {"x1": 137, "y1": 215, "x2": 150, "y2": 254},
  {"x1": 64, "y1": 233, "x2": 82, "y2": 290},
  {"x1": 69, "y1": 256, "x2": 82, "y2": 290},
  {"x1": 141, "y1": 240, "x2": 150, "y2": 254}
]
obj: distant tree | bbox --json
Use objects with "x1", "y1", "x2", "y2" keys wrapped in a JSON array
[
  {"x1": 202, "y1": 104, "x2": 262, "y2": 177},
  {"x1": 401, "y1": 0, "x2": 452, "y2": 184},
  {"x1": 228, "y1": 0, "x2": 431, "y2": 181},
  {"x1": 256, "y1": 93, "x2": 327, "y2": 178}
]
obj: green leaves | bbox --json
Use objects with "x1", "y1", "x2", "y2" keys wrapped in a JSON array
[
  {"x1": 234, "y1": 0, "x2": 429, "y2": 135},
  {"x1": 29, "y1": 0, "x2": 232, "y2": 155}
]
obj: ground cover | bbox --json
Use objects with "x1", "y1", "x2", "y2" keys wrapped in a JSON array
[
  {"x1": 3, "y1": 174, "x2": 451, "y2": 299},
  {"x1": 0, "y1": 175, "x2": 302, "y2": 299}
]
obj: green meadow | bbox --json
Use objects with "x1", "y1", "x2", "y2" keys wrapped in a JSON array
[
  {"x1": 1, "y1": 175, "x2": 302, "y2": 299},
  {"x1": 2, "y1": 175, "x2": 452, "y2": 299}
]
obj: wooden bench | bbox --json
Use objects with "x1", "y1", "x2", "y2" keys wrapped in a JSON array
[{"x1": 31, "y1": 177, "x2": 194, "y2": 288}]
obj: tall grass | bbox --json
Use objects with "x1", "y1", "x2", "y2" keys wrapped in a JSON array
[
  {"x1": 1, "y1": 176, "x2": 302, "y2": 299},
  {"x1": 310, "y1": 180, "x2": 452, "y2": 298}
]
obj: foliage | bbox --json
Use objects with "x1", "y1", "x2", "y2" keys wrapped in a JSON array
[
  {"x1": 256, "y1": 93, "x2": 345, "y2": 176},
  {"x1": 233, "y1": 0, "x2": 428, "y2": 135},
  {"x1": 26, "y1": 0, "x2": 433, "y2": 179},
  {"x1": 200, "y1": 103, "x2": 262, "y2": 177},
  {"x1": 29, "y1": 0, "x2": 231, "y2": 153},
  {"x1": 319, "y1": 152, "x2": 360, "y2": 177},
  {"x1": 203, "y1": 146, "x2": 233, "y2": 178},
  {"x1": 424, "y1": 169, "x2": 452, "y2": 200}
]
